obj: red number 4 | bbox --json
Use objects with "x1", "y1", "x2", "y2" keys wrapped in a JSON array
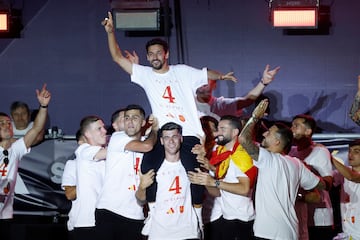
[
  {"x1": 162, "y1": 86, "x2": 176, "y2": 103},
  {"x1": 169, "y1": 176, "x2": 182, "y2": 194},
  {"x1": 0, "y1": 164, "x2": 7, "y2": 176}
]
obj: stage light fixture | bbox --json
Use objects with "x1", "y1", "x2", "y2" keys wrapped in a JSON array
[
  {"x1": 270, "y1": 0, "x2": 319, "y2": 28},
  {"x1": 0, "y1": 11, "x2": 9, "y2": 32},
  {"x1": 111, "y1": 0, "x2": 161, "y2": 31},
  {"x1": 0, "y1": 6, "x2": 23, "y2": 38}
]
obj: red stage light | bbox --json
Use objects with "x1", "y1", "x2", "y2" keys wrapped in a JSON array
[
  {"x1": 272, "y1": 8, "x2": 317, "y2": 28},
  {"x1": 0, "y1": 12, "x2": 9, "y2": 32}
]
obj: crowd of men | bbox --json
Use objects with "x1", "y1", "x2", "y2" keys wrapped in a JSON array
[{"x1": 1, "y1": 11, "x2": 360, "y2": 240}]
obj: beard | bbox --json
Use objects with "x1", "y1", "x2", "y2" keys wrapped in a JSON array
[
  {"x1": 151, "y1": 60, "x2": 163, "y2": 70},
  {"x1": 260, "y1": 138, "x2": 268, "y2": 148},
  {"x1": 215, "y1": 135, "x2": 231, "y2": 146}
]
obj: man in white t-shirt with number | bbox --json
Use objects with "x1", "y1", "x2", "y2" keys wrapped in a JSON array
[
  {"x1": 102, "y1": 12, "x2": 237, "y2": 213},
  {"x1": 136, "y1": 122, "x2": 201, "y2": 240},
  {"x1": 95, "y1": 104, "x2": 158, "y2": 240}
]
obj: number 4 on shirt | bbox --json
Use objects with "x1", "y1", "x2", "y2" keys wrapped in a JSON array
[
  {"x1": 169, "y1": 176, "x2": 182, "y2": 194},
  {"x1": 162, "y1": 86, "x2": 176, "y2": 103}
]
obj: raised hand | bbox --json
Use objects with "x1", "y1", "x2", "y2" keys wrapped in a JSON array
[
  {"x1": 101, "y1": 11, "x2": 114, "y2": 33},
  {"x1": 36, "y1": 83, "x2": 51, "y2": 107},
  {"x1": 222, "y1": 71, "x2": 237, "y2": 83},
  {"x1": 139, "y1": 169, "x2": 155, "y2": 190},
  {"x1": 252, "y1": 99, "x2": 269, "y2": 120},
  {"x1": 124, "y1": 50, "x2": 139, "y2": 64},
  {"x1": 261, "y1": 64, "x2": 280, "y2": 85}
]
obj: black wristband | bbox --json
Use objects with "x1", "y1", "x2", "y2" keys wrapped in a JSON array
[
  {"x1": 260, "y1": 79, "x2": 269, "y2": 86},
  {"x1": 40, "y1": 105, "x2": 48, "y2": 108}
]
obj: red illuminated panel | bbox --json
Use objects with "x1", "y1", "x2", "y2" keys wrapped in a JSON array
[
  {"x1": 0, "y1": 13, "x2": 9, "y2": 31},
  {"x1": 273, "y1": 9, "x2": 317, "y2": 28}
]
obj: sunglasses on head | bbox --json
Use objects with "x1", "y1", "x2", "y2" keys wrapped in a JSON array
[{"x1": 3, "y1": 150, "x2": 9, "y2": 166}]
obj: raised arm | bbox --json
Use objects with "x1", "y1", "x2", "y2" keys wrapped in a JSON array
[
  {"x1": 242, "y1": 65, "x2": 280, "y2": 101},
  {"x1": 125, "y1": 115, "x2": 159, "y2": 153},
  {"x1": 102, "y1": 11, "x2": 133, "y2": 75},
  {"x1": 332, "y1": 155, "x2": 360, "y2": 183},
  {"x1": 236, "y1": 64, "x2": 280, "y2": 110},
  {"x1": 207, "y1": 70, "x2": 237, "y2": 83},
  {"x1": 23, "y1": 84, "x2": 51, "y2": 148},
  {"x1": 349, "y1": 75, "x2": 360, "y2": 125},
  {"x1": 239, "y1": 99, "x2": 269, "y2": 161}
]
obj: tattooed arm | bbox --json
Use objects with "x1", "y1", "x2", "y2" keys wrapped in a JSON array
[
  {"x1": 240, "y1": 118, "x2": 260, "y2": 161},
  {"x1": 239, "y1": 99, "x2": 269, "y2": 161}
]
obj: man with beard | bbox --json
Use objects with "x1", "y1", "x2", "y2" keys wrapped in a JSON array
[
  {"x1": 239, "y1": 99, "x2": 326, "y2": 240},
  {"x1": 289, "y1": 114, "x2": 334, "y2": 240},
  {"x1": 188, "y1": 115, "x2": 258, "y2": 240},
  {"x1": 102, "y1": 12, "x2": 236, "y2": 218}
]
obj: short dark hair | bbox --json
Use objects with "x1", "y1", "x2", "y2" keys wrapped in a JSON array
[
  {"x1": 10, "y1": 101, "x2": 30, "y2": 115},
  {"x1": 79, "y1": 115, "x2": 102, "y2": 136},
  {"x1": 146, "y1": 38, "x2": 169, "y2": 53},
  {"x1": 75, "y1": 129, "x2": 82, "y2": 142},
  {"x1": 349, "y1": 139, "x2": 360, "y2": 148},
  {"x1": 274, "y1": 122, "x2": 293, "y2": 154},
  {"x1": 293, "y1": 114, "x2": 316, "y2": 134},
  {"x1": 0, "y1": 112, "x2": 10, "y2": 118},
  {"x1": 125, "y1": 104, "x2": 145, "y2": 119},
  {"x1": 160, "y1": 122, "x2": 182, "y2": 137},
  {"x1": 200, "y1": 115, "x2": 218, "y2": 131},
  {"x1": 220, "y1": 115, "x2": 242, "y2": 135},
  {"x1": 111, "y1": 108, "x2": 126, "y2": 124}
]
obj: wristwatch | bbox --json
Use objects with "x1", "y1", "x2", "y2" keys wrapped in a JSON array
[{"x1": 214, "y1": 180, "x2": 221, "y2": 188}]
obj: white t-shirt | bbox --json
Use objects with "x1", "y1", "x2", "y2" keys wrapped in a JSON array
[
  {"x1": 131, "y1": 64, "x2": 207, "y2": 137},
  {"x1": 61, "y1": 159, "x2": 77, "y2": 231},
  {"x1": 12, "y1": 121, "x2": 33, "y2": 137},
  {"x1": 147, "y1": 160, "x2": 199, "y2": 240},
  {"x1": 96, "y1": 131, "x2": 144, "y2": 220},
  {"x1": 290, "y1": 145, "x2": 334, "y2": 227},
  {"x1": 0, "y1": 138, "x2": 29, "y2": 219},
  {"x1": 62, "y1": 159, "x2": 76, "y2": 190},
  {"x1": 340, "y1": 170, "x2": 360, "y2": 240},
  {"x1": 253, "y1": 148, "x2": 320, "y2": 240},
  {"x1": 218, "y1": 160, "x2": 255, "y2": 221},
  {"x1": 74, "y1": 143, "x2": 105, "y2": 228}
]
